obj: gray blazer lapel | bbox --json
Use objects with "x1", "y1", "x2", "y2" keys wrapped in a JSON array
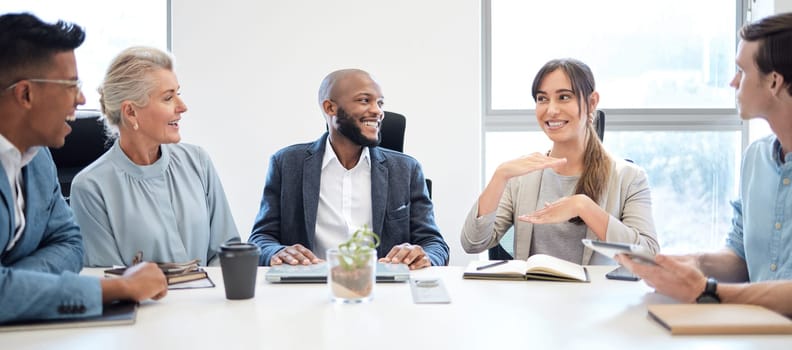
[
  {"x1": 513, "y1": 170, "x2": 542, "y2": 259},
  {"x1": 581, "y1": 231, "x2": 597, "y2": 264},
  {"x1": 301, "y1": 135, "x2": 327, "y2": 248},
  {"x1": 370, "y1": 148, "x2": 388, "y2": 235},
  {"x1": 581, "y1": 162, "x2": 615, "y2": 265}
]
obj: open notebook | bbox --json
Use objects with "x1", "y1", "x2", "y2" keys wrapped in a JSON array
[
  {"x1": 266, "y1": 262, "x2": 410, "y2": 283},
  {"x1": 0, "y1": 301, "x2": 137, "y2": 332},
  {"x1": 463, "y1": 254, "x2": 589, "y2": 282}
]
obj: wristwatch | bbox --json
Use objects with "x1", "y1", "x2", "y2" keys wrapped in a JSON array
[{"x1": 695, "y1": 277, "x2": 721, "y2": 304}]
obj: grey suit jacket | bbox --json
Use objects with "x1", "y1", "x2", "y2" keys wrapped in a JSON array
[
  {"x1": 0, "y1": 148, "x2": 101, "y2": 323},
  {"x1": 461, "y1": 158, "x2": 658, "y2": 265},
  {"x1": 249, "y1": 133, "x2": 449, "y2": 266}
]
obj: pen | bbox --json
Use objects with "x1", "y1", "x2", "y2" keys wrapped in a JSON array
[
  {"x1": 132, "y1": 251, "x2": 143, "y2": 265},
  {"x1": 476, "y1": 260, "x2": 508, "y2": 271}
]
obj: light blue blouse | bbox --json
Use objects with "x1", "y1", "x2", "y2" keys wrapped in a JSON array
[
  {"x1": 71, "y1": 141, "x2": 240, "y2": 267},
  {"x1": 727, "y1": 135, "x2": 792, "y2": 281}
]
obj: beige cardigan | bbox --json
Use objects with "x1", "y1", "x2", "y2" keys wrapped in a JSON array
[{"x1": 461, "y1": 158, "x2": 659, "y2": 265}]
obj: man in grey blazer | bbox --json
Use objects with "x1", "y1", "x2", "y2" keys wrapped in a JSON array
[
  {"x1": 0, "y1": 13, "x2": 167, "y2": 323},
  {"x1": 249, "y1": 69, "x2": 448, "y2": 270}
]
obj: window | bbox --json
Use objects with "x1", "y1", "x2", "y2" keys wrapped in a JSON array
[
  {"x1": 484, "y1": 0, "x2": 755, "y2": 254},
  {"x1": 489, "y1": 0, "x2": 737, "y2": 110},
  {"x1": 1, "y1": 0, "x2": 169, "y2": 110}
]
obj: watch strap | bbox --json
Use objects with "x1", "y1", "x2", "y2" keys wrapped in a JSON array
[{"x1": 696, "y1": 277, "x2": 721, "y2": 304}]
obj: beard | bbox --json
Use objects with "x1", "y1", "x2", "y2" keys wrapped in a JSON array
[{"x1": 336, "y1": 106, "x2": 380, "y2": 147}]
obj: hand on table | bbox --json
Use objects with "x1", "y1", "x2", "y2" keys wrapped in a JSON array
[
  {"x1": 102, "y1": 262, "x2": 168, "y2": 303},
  {"x1": 271, "y1": 244, "x2": 323, "y2": 265},
  {"x1": 379, "y1": 243, "x2": 431, "y2": 270}
]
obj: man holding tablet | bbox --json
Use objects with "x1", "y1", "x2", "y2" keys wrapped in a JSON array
[{"x1": 620, "y1": 12, "x2": 792, "y2": 316}]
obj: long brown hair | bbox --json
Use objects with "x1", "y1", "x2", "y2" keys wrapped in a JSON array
[{"x1": 531, "y1": 58, "x2": 611, "y2": 209}]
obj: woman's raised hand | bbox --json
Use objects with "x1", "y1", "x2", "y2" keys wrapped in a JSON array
[{"x1": 494, "y1": 152, "x2": 566, "y2": 181}]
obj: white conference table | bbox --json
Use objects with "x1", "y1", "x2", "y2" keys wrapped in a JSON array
[{"x1": 2, "y1": 266, "x2": 790, "y2": 350}]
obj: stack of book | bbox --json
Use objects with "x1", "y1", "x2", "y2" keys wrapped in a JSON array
[{"x1": 104, "y1": 259, "x2": 210, "y2": 286}]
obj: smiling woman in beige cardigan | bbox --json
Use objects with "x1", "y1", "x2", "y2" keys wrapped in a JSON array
[{"x1": 461, "y1": 58, "x2": 658, "y2": 265}]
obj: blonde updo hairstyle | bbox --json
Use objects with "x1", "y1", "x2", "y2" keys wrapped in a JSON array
[{"x1": 98, "y1": 46, "x2": 173, "y2": 137}]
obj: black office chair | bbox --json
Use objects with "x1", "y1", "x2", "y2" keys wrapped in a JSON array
[
  {"x1": 379, "y1": 111, "x2": 406, "y2": 153},
  {"x1": 595, "y1": 109, "x2": 605, "y2": 142},
  {"x1": 378, "y1": 111, "x2": 432, "y2": 199},
  {"x1": 49, "y1": 110, "x2": 111, "y2": 202},
  {"x1": 488, "y1": 110, "x2": 606, "y2": 260}
]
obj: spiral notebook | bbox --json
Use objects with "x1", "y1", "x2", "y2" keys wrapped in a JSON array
[{"x1": 0, "y1": 301, "x2": 137, "y2": 332}]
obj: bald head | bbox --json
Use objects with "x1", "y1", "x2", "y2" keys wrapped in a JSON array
[
  {"x1": 317, "y1": 68, "x2": 384, "y2": 148},
  {"x1": 317, "y1": 68, "x2": 375, "y2": 107}
]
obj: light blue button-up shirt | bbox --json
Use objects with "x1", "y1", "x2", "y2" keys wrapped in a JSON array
[{"x1": 727, "y1": 135, "x2": 792, "y2": 281}]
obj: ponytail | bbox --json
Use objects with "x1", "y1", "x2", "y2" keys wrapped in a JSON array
[{"x1": 575, "y1": 112, "x2": 611, "y2": 209}]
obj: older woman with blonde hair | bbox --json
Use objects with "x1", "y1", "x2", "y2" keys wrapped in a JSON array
[{"x1": 71, "y1": 46, "x2": 239, "y2": 267}]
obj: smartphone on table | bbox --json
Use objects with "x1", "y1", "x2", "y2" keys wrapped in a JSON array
[{"x1": 605, "y1": 265, "x2": 640, "y2": 281}]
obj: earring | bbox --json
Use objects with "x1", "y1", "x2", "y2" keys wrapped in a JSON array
[
  {"x1": 133, "y1": 122, "x2": 139, "y2": 131},
  {"x1": 588, "y1": 113, "x2": 594, "y2": 123}
]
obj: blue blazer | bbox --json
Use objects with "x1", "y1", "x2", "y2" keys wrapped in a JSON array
[
  {"x1": 0, "y1": 148, "x2": 101, "y2": 323},
  {"x1": 249, "y1": 133, "x2": 449, "y2": 266}
]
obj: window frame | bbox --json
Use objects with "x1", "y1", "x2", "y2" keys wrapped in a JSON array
[
  {"x1": 0, "y1": 0, "x2": 172, "y2": 113},
  {"x1": 481, "y1": 0, "x2": 752, "y2": 170}
]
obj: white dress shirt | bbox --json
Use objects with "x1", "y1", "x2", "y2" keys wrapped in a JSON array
[
  {"x1": 314, "y1": 138, "x2": 373, "y2": 259},
  {"x1": 0, "y1": 133, "x2": 39, "y2": 251}
]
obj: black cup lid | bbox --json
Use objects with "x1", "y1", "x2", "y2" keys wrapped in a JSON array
[{"x1": 220, "y1": 242, "x2": 258, "y2": 252}]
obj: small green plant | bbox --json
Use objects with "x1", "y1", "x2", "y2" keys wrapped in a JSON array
[{"x1": 337, "y1": 225, "x2": 380, "y2": 270}]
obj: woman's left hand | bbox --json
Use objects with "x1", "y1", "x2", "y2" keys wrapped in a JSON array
[{"x1": 518, "y1": 194, "x2": 590, "y2": 224}]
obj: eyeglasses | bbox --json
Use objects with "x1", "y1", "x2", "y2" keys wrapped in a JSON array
[{"x1": 5, "y1": 78, "x2": 83, "y2": 98}]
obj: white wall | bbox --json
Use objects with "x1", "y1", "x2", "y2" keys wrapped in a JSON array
[
  {"x1": 170, "y1": 0, "x2": 482, "y2": 265},
  {"x1": 752, "y1": 0, "x2": 792, "y2": 19},
  {"x1": 779, "y1": 0, "x2": 792, "y2": 13}
]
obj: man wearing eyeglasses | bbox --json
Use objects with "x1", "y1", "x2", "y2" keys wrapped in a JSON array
[{"x1": 0, "y1": 13, "x2": 168, "y2": 323}]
